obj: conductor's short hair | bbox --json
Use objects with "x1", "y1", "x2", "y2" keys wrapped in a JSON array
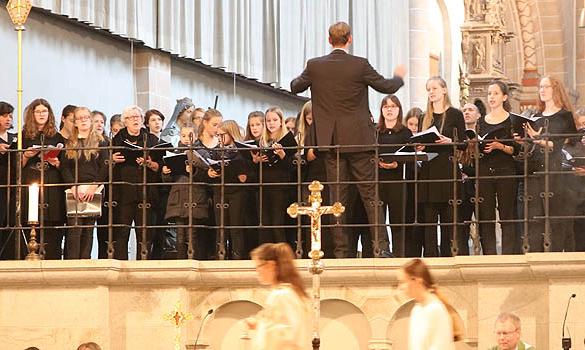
[{"x1": 329, "y1": 22, "x2": 351, "y2": 46}]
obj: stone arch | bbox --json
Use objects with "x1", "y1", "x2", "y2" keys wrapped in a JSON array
[
  {"x1": 205, "y1": 300, "x2": 263, "y2": 350},
  {"x1": 320, "y1": 298, "x2": 372, "y2": 350},
  {"x1": 386, "y1": 298, "x2": 473, "y2": 349}
]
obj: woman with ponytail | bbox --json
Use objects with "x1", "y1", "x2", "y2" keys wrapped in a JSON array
[
  {"x1": 246, "y1": 242, "x2": 310, "y2": 350},
  {"x1": 399, "y1": 258, "x2": 463, "y2": 350}
]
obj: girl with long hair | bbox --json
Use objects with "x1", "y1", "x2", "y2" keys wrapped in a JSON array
[
  {"x1": 524, "y1": 76, "x2": 577, "y2": 251},
  {"x1": 258, "y1": 107, "x2": 297, "y2": 245},
  {"x1": 417, "y1": 77, "x2": 466, "y2": 257},
  {"x1": 61, "y1": 107, "x2": 109, "y2": 259},
  {"x1": 247, "y1": 242, "x2": 310, "y2": 350},
  {"x1": 295, "y1": 101, "x2": 332, "y2": 256},
  {"x1": 213, "y1": 119, "x2": 249, "y2": 259},
  {"x1": 377, "y1": 95, "x2": 413, "y2": 257},
  {"x1": 21, "y1": 98, "x2": 66, "y2": 259},
  {"x1": 474, "y1": 81, "x2": 518, "y2": 254},
  {"x1": 398, "y1": 258, "x2": 462, "y2": 349},
  {"x1": 243, "y1": 111, "x2": 265, "y2": 253}
]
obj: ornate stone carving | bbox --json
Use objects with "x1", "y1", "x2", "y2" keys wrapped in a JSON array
[
  {"x1": 515, "y1": 0, "x2": 537, "y2": 71},
  {"x1": 471, "y1": 38, "x2": 486, "y2": 73},
  {"x1": 466, "y1": 0, "x2": 486, "y2": 21},
  {"x1": 486, "y1": 0, "x2": 505, "y2": 28}
]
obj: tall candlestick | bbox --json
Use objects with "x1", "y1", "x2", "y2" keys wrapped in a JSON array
[{"x1": 28, "y1": 183, "x2": 39, "y2": 222}]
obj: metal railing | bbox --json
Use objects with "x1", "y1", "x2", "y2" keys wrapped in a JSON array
[{"x1": 1, "y1": 129, "x2": 584, "y2": 260}]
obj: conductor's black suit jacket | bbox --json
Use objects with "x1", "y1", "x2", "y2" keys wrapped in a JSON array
[{"x1": 290, "y1": 49, "x2": 404, "y2": 153}]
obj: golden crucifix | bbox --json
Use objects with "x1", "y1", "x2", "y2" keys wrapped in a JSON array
[
  {"x1": 164, "y1": 301, "x2": 193, "y2": 350},
  {"x1": 287, "y1": 180, "x2": 344, "y2": 350}
]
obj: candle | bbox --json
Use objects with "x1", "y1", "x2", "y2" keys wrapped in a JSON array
[{"x1": 28, "y1": 183, "x2": 39, "y2": 223}]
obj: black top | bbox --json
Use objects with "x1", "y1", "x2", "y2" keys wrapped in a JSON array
[
  {"x1": 258, "y1": 131, "x2": 297, "y2": 183},
  {"x1": 195, "y1": 140, "x2": 248, "y2": 191},
  {"x1": 0, "y1": 132, "x2": 16, "y2": 186},
  {"x1": 61, "y1": 139, "x2": 109, "y2": 185},
  {"x1": 529, "y1": 109, "x2": 577, "y2": 172},
  {"x1": 377, "y1": 126, "x2": 412, "y2": 180},
  {"x1": 418, "y1": 107, "x2": 466, "y2": 203},
  {"x1": 111, "y1": 127, "x2": 162, "y2": 204},
  {"x1": 22, "y1": 131, "x2": 66, "y2": 223},
  {"x1": 477, "y1": 115, "x2": 517, "y2": 170}
]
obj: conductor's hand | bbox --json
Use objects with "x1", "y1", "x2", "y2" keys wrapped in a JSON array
[
  {"x1": 162, "y1": 165, "x2": 171, "y2": 175},
  {"x1": 393, "y1": 65, "x2": 407, "y2": 79}
]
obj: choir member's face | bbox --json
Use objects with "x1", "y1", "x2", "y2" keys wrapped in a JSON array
[
  {"x1": 111, "y1": 122, "x2": 123, "y2": 137},
  {"x1": 33, "y1": 104, "x2": 50, "y2": 128},
  {"x1": 203, "y1": 116, "x2": 222, "y2": 138},
  {"x1": 406, "y1": 117, "x2": 419, "y2": 134},
  {"x1": 0, "y1": 112, "x2": 13, "y2": 132},
  {"x1": 92, "y1": 115, "x2": 105, "y2": 135},
  {"x1": 539, "y1": 78, "x2": 553, "y2": 104},
  {"x1": 305, "y1": 113, "x2": 313, "y2": 125},
  {"x1": 218, "y1": 127, "x2": 233, "y2": 145},
  {"x1": 285, "y1": 119, "x2": 296, "y2": 132},
  {"x1": 74, "y1": 109, "x2": 92, "y2": 133},
  {"x1": 494, "y1": 320, "x2": 520, "y2": 350},
  {"x1": 487, "y1": 84, "x2": 507, "y2": 110},
  {"x1": 426, "y1": 80, "x2": 447, "y2": 104},
  {"x1": 462, "y1": 104, "x2": 480, "y2": 125},
  {"x1": 126, "y1": 111, "x2": 144, "y2": 134},
  {"x1": 382, "y1": 100, "x2": 400, "y2": 122},
  {"x1": 249, "y1": 117, "x2": 263, "y2": 138},
  {"x1": 61, "y1": 112, "x2": 75, "y2": 133},
  {"x1": 265, "y1": 112, "x2": 282, "y2": 134},
  {"x1": 179, "y1": 127, "x2": 195, "y2": 146},
  {"x1": 193, "y1": 110, "x2": 205, "y2": 127},
  {"x1": 254, "y1": 259, "x2": 276, "y2": 286},
  {"x1": 147, "y1": 114, "x2": 163, "y2": 135}
]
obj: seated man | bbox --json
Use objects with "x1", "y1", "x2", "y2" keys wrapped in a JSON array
[{"x1": 489, "y1": 312, "x2": 535, "y2": 350}]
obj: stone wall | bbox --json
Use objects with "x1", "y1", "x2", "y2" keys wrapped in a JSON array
[{"x1": 2, "y1": 254, "x2": 585, "y2": 349}]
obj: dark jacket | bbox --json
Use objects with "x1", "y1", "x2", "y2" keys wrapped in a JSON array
[{"x1": 291, "y1": 49, "x2": 404, "y2": 152}]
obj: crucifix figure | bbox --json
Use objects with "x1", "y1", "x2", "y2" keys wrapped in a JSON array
[
  {"x1": 287, "y1": 180, "x2": 345, "y2": 350},
  {"x1": 163, "y1": 301, "x2": 193, "y2": 350}
]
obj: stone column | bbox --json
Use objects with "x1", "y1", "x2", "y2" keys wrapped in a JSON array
[
  {"x1": 409, "y1": 0, "x2": 431, "y2": 109},
  {"x1": 461, "y1": 0, "x2": 510, "y2": 107},
  {"x1": 133, "y1": 48, "x2": 173, "y2": 122}
]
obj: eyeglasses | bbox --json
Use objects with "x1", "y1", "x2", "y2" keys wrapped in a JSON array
[
  {"x1": 126, "y1": 115, "x2": 142, "y2": 120},
  {"x1": 383, "y1": 105, "x2": 399, "y2": 110},
  {"x1": 495, "y1": 329, "x2": 517, "y2": 338},
  {"x1": 75, "y1": 115, "x2": 91, "y2": 121},
  {"x1": 34, "y1": 110, "x2": 49, "y2": 115}
]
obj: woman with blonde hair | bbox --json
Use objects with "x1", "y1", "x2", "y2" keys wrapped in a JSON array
[
  {"x1": 398, "y1": 258, "x2": 462, "y2": 350},
  {"x1": 257, "y1": 107, "x2": 297, "y2": 245},
  {"x1": 417, "y1": 76, "x2": 466, "y2": 257},
  {"x1": 246, "y1": 242, "x2": 310, "y2": 350},
  {"x1": 212, "y1": 119, "x2": 249, "y2": 259},
  {"x1": 61, "y1": 107, "x2": 109, "y2": 259}
]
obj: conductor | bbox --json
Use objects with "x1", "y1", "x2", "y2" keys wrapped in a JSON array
[{"x1": 290, "y1": 21, "x2": 406, "y2": 258}]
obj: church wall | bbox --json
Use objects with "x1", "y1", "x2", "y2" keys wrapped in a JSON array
[
  {"x1": 2, "y1": 255, "x2": 585, "y2": 349},
  {"x1": 0, "y1": 8, "x2": 134, "y2": 123},
  {"x1": 170, "y1": 59, "x2": 305, "y2": 127}
]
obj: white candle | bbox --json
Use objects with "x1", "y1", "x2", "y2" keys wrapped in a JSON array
[{"x1": 28, "y1": 183, "x2": 39, "y2": 223}]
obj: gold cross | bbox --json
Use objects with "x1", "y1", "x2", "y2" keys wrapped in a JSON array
[
  {"x1": 164, "y1": 301, "x2": 193, "y2": 350},
  {"x1": 287, "y1": 181, "x2": 345, "y2": 259}
]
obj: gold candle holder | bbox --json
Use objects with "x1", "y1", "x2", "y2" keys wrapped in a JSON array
[{"x1": 25, "y1": 221, "x2": 41, "y2": 261}]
